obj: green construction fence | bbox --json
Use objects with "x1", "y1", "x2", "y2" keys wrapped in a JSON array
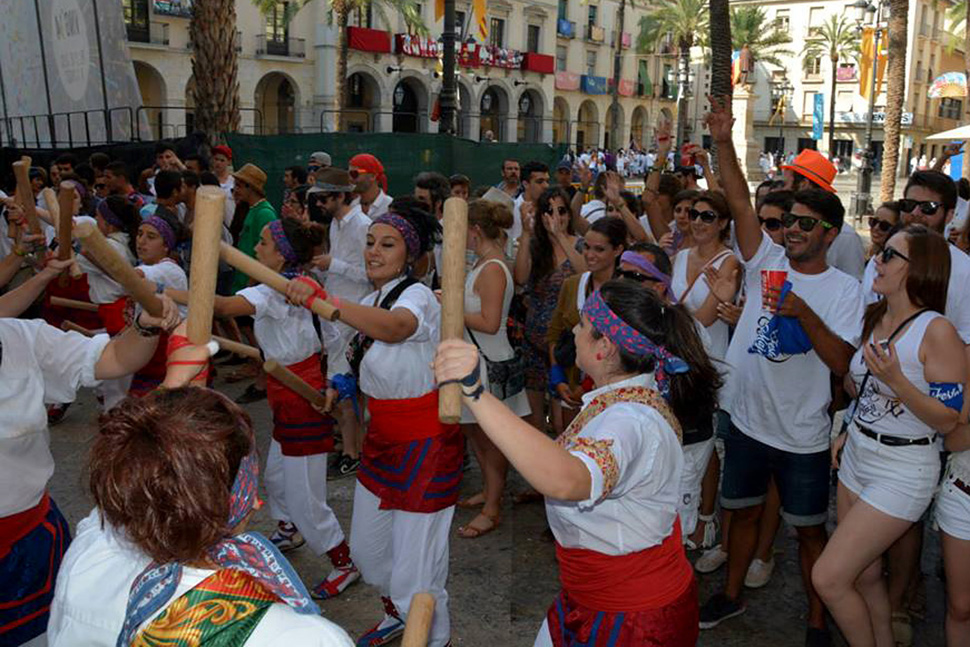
[{"x1": 225, "y1": 132, "x2": 567, "y2": 211}]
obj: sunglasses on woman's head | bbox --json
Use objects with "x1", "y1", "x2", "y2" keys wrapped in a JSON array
[
  {"x1": 868, "y1": 217, "x2": 893, "y2": 233},
  {"x1": 781, "y1": 212, "x2": 835, "y2": 232},
  {"x1": 758, "y1": 217, "x2": 783, "y2": 231},
  {"x1": 897, "y1": 199, "x2": 941, "y2": 216},
  {"x1": 616, "y1": 268, "x2": 660, "y2": 283},
  {"x1": 879, "y1": 246, "x2": 910, "y2": 264},
  {"x1": 688, "y1": 209, "x2": 719, "y2": 224}
]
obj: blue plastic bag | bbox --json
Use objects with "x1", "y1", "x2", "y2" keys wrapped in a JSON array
[{"x1": 747, "y1": 281, "x2": 813, "y2": 358}]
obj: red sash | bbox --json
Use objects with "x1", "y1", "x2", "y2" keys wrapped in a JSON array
[
  {"x1": 43, "y1": 276, "x2": 102, "y2": 330},
  {"x1": 358, "y1": 391, "x2": 464, "y2": 512},
  {"x1": 97, "y1": 296, "x2": 130, "y2": 335},
  {"x1": 265, "y1": 355, "x2": 335, "y2": 456},
  {"x1": 128, "y1": 332, "x2": 170, "y2": 397},
  {"x1": 0, "y1": 494, "x2": 50, "y2": 560}
]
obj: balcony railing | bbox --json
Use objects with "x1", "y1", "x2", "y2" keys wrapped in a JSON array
[
  {"x1": 256, "y1": 35, "x2": 306, "y2": 58},
  {"x1": 557, "y1": 18, "x2": 576, "y2": 39},
  {"x1": 584, "y1": 25, "x2": 605, "y2": 43},
  {"x1": 126, "y1": 21, "x2": 169, "y2": 46}
]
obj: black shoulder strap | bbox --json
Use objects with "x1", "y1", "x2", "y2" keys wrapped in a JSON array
[
  {"x1": 853, "y1": 308, "x2": 930, "y2": 414},
  {"x1": 379, "y1": 277, "x2": 419, "y2": 310}
]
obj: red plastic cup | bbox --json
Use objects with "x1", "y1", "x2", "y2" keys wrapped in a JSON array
[{"x1": 761, "y1": 270, "x2": 788, "y2": 308}]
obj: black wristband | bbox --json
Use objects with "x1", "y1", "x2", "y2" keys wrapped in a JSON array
[
  {"x1": 460, "y1": 361, "x2": 481, "y2": 388},
  {"x1": 463, "y1": 382, "x2": 485, "y2": 401}
]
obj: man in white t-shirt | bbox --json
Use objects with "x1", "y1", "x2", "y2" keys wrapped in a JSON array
[
  {"x1": 700, "y1": 101, "x2": 863, "y2": 646},
  {"x1": 509, "y1": 161, "x2": 550, "y2": 247}
]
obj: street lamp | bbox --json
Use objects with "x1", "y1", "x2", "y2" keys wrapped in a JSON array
[
  {"x1": 770, "y1": 76, "x2": 793, "y2": 161},
  {"x1": 851, "y1": 0, "x2": 889, "y2": 220}
]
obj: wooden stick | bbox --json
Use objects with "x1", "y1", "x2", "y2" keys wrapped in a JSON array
[
  {"x1": 187, "y1": 187, "x2": 226, "y2": 345},
  {"x1": 438, "y1": 198, "x2": 468, "y2": 423},
  {"x1": 74, "y1": 220, "x2": 164, "y2": 317},
  {"x1": 61, "y1": 321, "x2": 96, "y2": 337},
  {"x1": 46, "y1": 187, "x2": 82, "y2": 279},
  {"x1": 219, "y1": 242, "x2": 340, "y2": 321},
  {"x1": 50, "y1": 296, "x2": 99, "y2": 312},
  {"x1": 212, "y1": 335, "x2": 262, "y2": 361},
  {"x1": 56, "y1": 183, "x2": 75, "y2": 261},
  {"x1": 12, "y1": 158, "x2": 42, "y2": 235},
  {"x1": 401, "y1": 592, "x2": 436, "y2": 647},
  {"x1": 263, "y1": 359, "x2": 327, "y2": 408}
]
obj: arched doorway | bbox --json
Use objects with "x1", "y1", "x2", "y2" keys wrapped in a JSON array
[
  {"x1": 603, "y1": 103, "x2": 625, "y2": 150},
  {"x1": 553, "y1": 97, "x2": 570, "y2": 145},
  {"x1": 479, "y1": 85, "x2": 508, "y2": 142},
  {"x1": 393, "y1": 78, "x2": 427, "y2": 133},
  {"x1": 255, "y1": 72, "x2": 298, "y2": 134},
  {"x1": 457, "y1": 81, "x2": 473, "y2": 138},
  {"x1": 576, "y1": 100, "x2": 599, "y2": 151},
  {"x1": 184, "y1": 76, "x2": 196, "y2": 135},
  {"x1": 346, "y1": 71, "x2": 380, "y2": 132},
  {"x1": 516, "y1": 89, "x2": 544, "y2": 143},
  {"x1": 133, "y1": 61, "x2": 167, "y2": 139},
  {"x1": 630, "y1": 106, "x2": 649, "y2": 149}
]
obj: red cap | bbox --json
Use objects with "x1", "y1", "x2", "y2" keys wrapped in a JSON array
[
  {"x1": 212, "y1": 145, "x2": 233, "y2": 161},
  {"x1": 349, "y1": 154, "x2": 387, "y2": 192}
]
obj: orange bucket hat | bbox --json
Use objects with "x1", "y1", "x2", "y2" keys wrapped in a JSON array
[{"x1": 781, "y1": 150, "x2": 837, "y2": 193}]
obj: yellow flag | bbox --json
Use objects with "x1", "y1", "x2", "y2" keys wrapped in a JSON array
[
  {"x1": 435, "y1": 0, "x2": 444, "y2": 22},
  {"x1": 475, "y1": 0, "x2": 488, "y2": 41},
  {"x1": 859, "y1": 27, "x2": 888, "y2": 101}
]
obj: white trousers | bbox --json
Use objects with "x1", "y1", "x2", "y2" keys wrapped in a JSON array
[
  {"x1": 263, "y1": 440, "x2": 345, "y2": 556},
  {"x1": 533, "y1": 618, "x2": 553, "y2": 647},
  {"x1": 678, "y1": 438, "x2": 715, "y2": 537},
  {"x1": 97, "y1": 375, "x2": 132, "y2": 412},
  {"x1": 350, "y1": 482, "x2": 454, "y2": 647}
]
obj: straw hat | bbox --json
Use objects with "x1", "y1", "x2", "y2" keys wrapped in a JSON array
[
  {"x1": 307, "y1": 168, "x2": 355, "y2": 194},
  {"x1": 232, "y1": 163, "x2": 267, "y2": 195}
]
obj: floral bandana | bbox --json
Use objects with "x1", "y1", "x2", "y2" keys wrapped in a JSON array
[
  {"x1": 373, "y1": 213, "x2": 420, "y2": 260},
  {"x1": 115, "y1": 396, "x2": 317, "y2": 646},
  {"x1": 581, "y1": 289, "x2": 690, "y2": 399},
  {"x1": 267, "y1": 219, "x2": 299, "y2": 266}
]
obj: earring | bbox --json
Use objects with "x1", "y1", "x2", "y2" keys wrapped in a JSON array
[{"x1": 596, "y1": 352, "x2": 603, "y2": 361}]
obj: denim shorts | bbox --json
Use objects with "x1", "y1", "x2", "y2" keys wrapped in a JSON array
[{"x1": 720, "y1": 422, "x2": 830, "y2": 527}]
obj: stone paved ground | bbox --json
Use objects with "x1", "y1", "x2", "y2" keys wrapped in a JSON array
[{"x1": 49, "y1": 374, "x2": 946, "y2": 646}]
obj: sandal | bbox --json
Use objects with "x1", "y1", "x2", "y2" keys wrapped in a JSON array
[
  {"x1": 457, "y1": 512, "x2": 500, "y2": 539},
  {"x1": 513, "y1": 490, "x2": 543, "y2": 505},
  {"x1": 457, "y1": 493, "x2": 485, "y2": 509}
]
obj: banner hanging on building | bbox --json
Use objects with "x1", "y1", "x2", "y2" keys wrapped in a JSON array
[{"x1": 812, "y1": 93, "x2": 824, "y2": 141}]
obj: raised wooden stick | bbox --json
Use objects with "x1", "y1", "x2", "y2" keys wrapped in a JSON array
[
  {"x1": 56, "y1": 183, "x2": 74, "y2": 261},
  {"x1": 219, "y1": 242, "x2": 340, "y2": 322},
  {"x1": 401, "y1": 592, "x2": 436, "y2": 647},
  {"x1": 263, "y1": 359, "x2": 327, "y2": 408},
  {"x1": 438, "y1": 198, "x2": 468, "y2": 423},
  {"x1": 12, "y1": 157, "x2": 42, "y2": 235},
  {"x1": 187, "y1": 187, "x2": 226, "y2": 344},
  {"x1": 61, "y1": 321, "x2": 95, "y2": 337},
  {"x1": 212, "y1": 335, "x2": 262, "y2": 361},
  {"x1": 50, "y1": 296, "x2": 99, "y2": 312},
  {"x1": 74, "y1": 220, "x2": 163, "y2": 317}
]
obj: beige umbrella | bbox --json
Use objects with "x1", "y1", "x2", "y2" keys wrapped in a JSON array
[{"x1": 926, "y1": 124, "x2": 970, "y2": 141}]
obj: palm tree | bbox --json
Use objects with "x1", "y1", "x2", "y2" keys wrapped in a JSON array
[
  {"x1": 637, "y1": 0, "x2": 709, "y2": 148},
  {"x1": 730, "y1": 6, "x2": 793, "y2": 67},
  {"x1": 708, "y1": 0, "x2": 732, "y2": 99},
  {"x1": 880, "y1": 0, "x2": 909, "y2": 201},
  {"x1": 802, "y1": 15, "x2": 859, "y2": 161},
  {"x1": 946, "y1": 0, "x2": 970, "y2": 180},
  {"x1": 189, "y1": 0, "x2": 241, "y2": 137}
]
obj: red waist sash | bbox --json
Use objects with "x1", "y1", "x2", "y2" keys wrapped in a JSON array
[
  {"x1": 0, "y1": 494, "x2": 50, "y2": 560},
  {"x1": 266, "y1": 355, "x2": 335, "y2": 456},
  {"x1": 358, "y1": 391, "x2": 463, "y2": 512},
  {"x1": 44, "y1": 276, "x2": 101, "y2": 330},
  {"x1": 97, "y1": 296, "x2": 130, "y2": 336},
  {"x1": 128, "y1": 332, "x2": 170, "y2": 398}
]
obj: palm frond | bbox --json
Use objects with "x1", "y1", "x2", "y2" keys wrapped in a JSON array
[{"x1": 636, "y1": 0, "x2": 708, "y2": 53}]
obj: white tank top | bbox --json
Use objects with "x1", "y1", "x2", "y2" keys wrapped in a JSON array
[
  {"x1": 463, "y1": 258, "x2": 515, "y2": 362},
  {"x1": 849, "y1": 310, "x2": 940, "y2": 439}
]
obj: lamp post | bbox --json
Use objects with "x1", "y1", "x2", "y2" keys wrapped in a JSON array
[
  {"x1": 438, "y1": 0, "x2": 458, "y2": 135},
  {"x1": 770, "y1": 76, "x2": 793, "y2": 162},
  {"x1": 851, "y1": 0, "x2": 889, "y2": 221}
]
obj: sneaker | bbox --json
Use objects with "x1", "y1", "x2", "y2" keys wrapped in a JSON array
[
  {"x1": 269, "y1": 522, "x2": 305, "y2": 553},
  {"x1": 235, "y1": 384, "x2": 267, "y2": 404},
  {"x1": 356, "y1": 598, "x2": 405, "y2": 647},
  {"x1": 694, "y1": 544, "x2": 728, "y2": 574},
  {"x1": 47, "y1": 403, "x2": 71, "y2": 426},
  {"x1": 311, "y1": 564, "x2": 360, "y2": 600},
  {"x1": 805, "y1": 626, "x2": 832, "y2": 647},
  {"x1": 698, "y1": 592, "x2": 746, "y2": 630},
  {"x1": 744, "y1": 557, "x2": 775, "y2": 589},
  {"x1": 330, "y1": 454, "x2": 360, "y2": 480}
]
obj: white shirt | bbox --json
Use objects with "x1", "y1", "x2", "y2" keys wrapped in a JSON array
[
  {"x1": 862, "y1": 244, "x2": 970, "y2": 343},
  {"x1": 0, "y1": 320, "x2": 108, "y2": 517},
  {"x1": 49, "y1": 509, "x2": 354, "y2": 647},
  {"x1": 352, "y1": 190, "x2": 392, "y2": 220},
  {"x1": 510, "y1": 194, "x2": 525, "y2": 243},
  {"x1": 723, "y1": 233, "x2": 864, "y2": 453},
  {"x1": 671, "y1": 249, "x2": 733, "y2": 361},
  {"x1": 359, "y1": 278, "x2": 440, "y2": 400},
  {"x1": 77, "y1": 227, "x2": 135, "y2": 304},
  {"x1": 237, "y1": 284, "x2": 322, "y2": 366},
  {"x1": 138, "y1": 259, "x2": 187, "y2": 317},
  {"x1": 547, "y1": 374, "x2": 683, "y2": 555},
  {"x1": 580, "y1": 199, "x2": 608, "y2": 225},
  {"x1": 324, "y1": 208, "x2": 371, "y2": 305},
  {"x1": 219, "y1": 177, "x2": 236, "y2": 227},
  {"x1": 826, "y1": 222, "x2": 866, "y2": 280}
]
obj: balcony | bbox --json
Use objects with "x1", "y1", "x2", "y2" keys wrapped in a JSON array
[
  {"x1": 522, "y1": 52, "x2": 555, "y2": 74},
  {"x1": 256, "y1": 35, "x2": 306, "y2": 58},
  {"x1": 152, "y1": 0, "x2": 193, "y2": 18},
  {"x1": 126, "y1": 21, "x2": 169, "y2": 46},
  {"x1": 347, "y1": 26, "x2": 391, "y2": 54},
  {"x1": 557, "y1": 18, "x2": 576, "y2": 39},
  {"x1": 610, "y1": 31, "x2": 632, "y2": 49},
  {"x1": 480, "y1": 45, "x2": 523, "y2": 69},
  {"x1": 584, "y1": 25, "x2": 605, "y2": 43},
  {"x1": 581, "y1": 74, "x2": 608, "y2": 94},
  {"x1": 395, "y1": 33, "x2": 441, "y2": 58}
]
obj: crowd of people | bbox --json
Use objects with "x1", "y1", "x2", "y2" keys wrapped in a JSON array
[{"x1": 2, "y1": 95, "x2": 970, "y2": 647}]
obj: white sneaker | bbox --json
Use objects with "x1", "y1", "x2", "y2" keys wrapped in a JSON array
[
  {"x1": 744, "y1": 557, "x2": 775, "y2": 589},
  {"x1": 269, "y1": 522, "x2": 305, "y2": 553},
  {"x1": 694, "y1": 544, "x2": 728, "y2": 574}
]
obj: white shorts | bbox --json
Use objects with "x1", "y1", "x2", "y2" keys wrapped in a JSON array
[
  {"x1": 935, "y1": 471, "x2": 970, "y2": 541},
  {"x1": 839, "y1": 427, "x2": 939, "y2": 522},
  {"x1": 678, "y1": 438, "x2": 715, "y2": 537}
]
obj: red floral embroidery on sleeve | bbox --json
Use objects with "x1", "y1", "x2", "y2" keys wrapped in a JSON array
[{"x1": 568, "y1": 437, "x2": 619, "y2": 499}]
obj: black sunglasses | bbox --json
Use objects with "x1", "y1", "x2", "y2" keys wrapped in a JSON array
[
  {"x1": 879, "y1": 246, "x2": 910, "y2": 264},
  {"x1": 758, "y1": 217, "x2": 783, "y2": 231},
  {"x1": 782, "y1": 212, "x2": 835, "y2": 232},
  {"x1": 868, "y1": 216, "x2": 893, "y2": 233},
  {"x1": 689, "y1": 209, "x2": 719, "y2": 224},
  {"x1": 616, "y1": 268, "x2": 660, "y2": 283},
  {"x1": 898, "y1": 199, "x2": 941, "y2": 216},
  {"x1": 545, "y1": 206, "x2": 570, "y2": 216}
]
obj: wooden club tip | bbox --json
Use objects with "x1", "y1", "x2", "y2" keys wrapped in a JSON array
[
  {"x1": 73, "y1": 220, "x2": 97, "y2": 238},
  {"x1": 196, "y1": 185, "x2": 226, "y2": 201}
]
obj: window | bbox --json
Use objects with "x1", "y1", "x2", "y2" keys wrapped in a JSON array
[
  {"x1": 349, "y1": 4, "x2": 372, "y2": 27},
  {"x1": 556, "y1": 45, "x2": 568, "y2": 71},
  {"x1": 527, "y1": 25, "x2": 541, "y2": 53},
  {"x1": 455, "y1": 10, "x2": 466, "y2": 36},
  {"x1": 489, "y1": 17, "x2": 505, "y2": 47},
  {"x1": 265, "y1": 2, "x2": 289, "y2": 42},
  {"x1": 940, "y1": 98, "x2": 964, "y2": 120},
  {"x1": 558, "y1": 0, "x2": 568, "y2": 20},
  {"x1": 928, "y1": 54, "x2": 935, "y2": 84},
  {"x1": 915, "y1": 60, "x2": 923, "y2": 81},
  {"x1": 803, "y1": 91, "x2": 817, "y2": 119},
  {"x1": 123, "y1": 0, "x2": 150, "y2": 41},
  {"x1": 806, "y1": 56, "x2": 822, "y2": 77},
  {"x1": 775, "y1": 9, "x2": 790, "y2": 31},
  {"x1": 587, "y1": 4, "x2": 598, "y2": 29},
  {"x1": 586, "y1": 50, "x2": 597, "y2": 76},
  {"x1": 808, "y1": 7, "x2": 824, "y2": 35}
]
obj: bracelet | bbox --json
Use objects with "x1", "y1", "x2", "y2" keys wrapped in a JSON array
[
  {"x1": 460, "y1": 361, "x2": 481, "y2": 387},
  {"x1": 132, "y1": 317, "x2": 162, "y2": 337},
  {"x1": 463, "y1": 382, "x2": 485, "y2": 401}
]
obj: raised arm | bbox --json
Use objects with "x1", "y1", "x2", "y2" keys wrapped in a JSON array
[
  {"x1": 570, "y1": 162, "x2": 592, "y2": 236},
  {"x1": 513, "y1": 203, "x2": 535, "y2": 286},
  {"x1": 642, "y1": 123, "x2": 674, "y2": 240},
  {"x1": 0, "y1": 257, "x2": 71, "y2": 317}
]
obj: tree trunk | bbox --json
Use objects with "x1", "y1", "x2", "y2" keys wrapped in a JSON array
[
  {"x1": 879, "y1": 0, "x2": 908, "y2": 202},
  {"x1": 334, "y1": 0, "x2": 349, "y2": 132},
  {"x1": 708, "y1": 0, "x2": 733, "y2": 99},
  {"x1": 189, "y1": 0, "x2": 240, "y2": 138},
  {"x1": 828, "y1": 55, "x2": 837, "y2": 160},
  {"x1": 675, "y1": 46, "x2": 690, "y2": 150},
  {"x1": 964, "y1": 0, "x2": 970, "y2": 180}
]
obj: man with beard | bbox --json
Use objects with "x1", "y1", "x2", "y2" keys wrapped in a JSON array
[
  {"x1": 496, "y1": 158, "x2": 521, "y2": 198},
  {"x1": 349, "y1": 154, "x2": 392, "y2": 219},
  {"x1": 699, "y1": 98, "x2": 863, "y2": 647},
  {"x1": 307, "y1": 168, "x2": 370, "y2": 481}
]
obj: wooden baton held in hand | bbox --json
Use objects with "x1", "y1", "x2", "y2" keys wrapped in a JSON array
[
  {"x1": 401, "y1": 592, "x2": 436, "y2": 647},
  {"x1": 212, "y1": 335, "x2": 262, "y2": 361},
  {"x1": 186, "y1": 187, "x2": 226, "y2": 345},
  {"x1": 74, "y1": 220, "x2": 164, "y2": 317},
  {"x1": 56, "y1": 183, "x2": 75, "y2": 261},
  {"x1": 12, "y1": 157, "x2": 42, "y2": 235},
  {"x1": 263, "y1": 360, "x2": 327, "y2": 408},
  {"x1": 219, "y1": 242, "x2": 340, "y2": 321},
  {"x1": 438, "y1": 198, "x2": 468, "y2": 423},
  {"x1": 61, "y1": 321, "x2": 95, "y2": 337},
  {"x1": 50, "y1": 296, "x2": 99, "y2": 312}
]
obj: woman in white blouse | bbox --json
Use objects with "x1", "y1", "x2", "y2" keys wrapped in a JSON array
[{"x1": 434, "y1": 280, "x2": 721, "y2": 646}]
